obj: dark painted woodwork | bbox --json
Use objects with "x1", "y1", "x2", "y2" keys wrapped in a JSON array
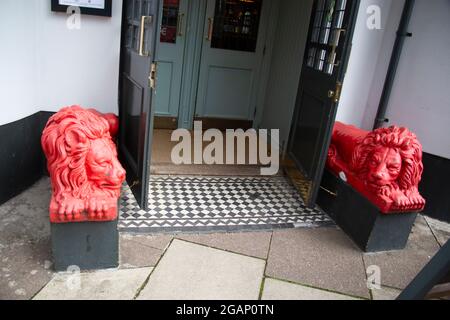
[
  {"x1": 51, "y1": 218, "x2": 119, "y2": 271},
  {"x1": 0, "y1": 113, "x2": 45, "y2": 205},
  {"x1": 420, "y1": 152, "x2": 450, "y2": 223},
  {"x1": 118, "y1": 0, "x2": 159, "y2": 210},
  {"x1": 287, "y1": 0, "x2": 361, "y2": 207},
  {"x1": 154, "y1": 116, "x2": 179, "y2": 130},
  {"x1": 318, "y1": 170, "x2": 417, "y2": 252},
  {"x1": 51, "y1": 0, "x2": 112, "y2": 17}
]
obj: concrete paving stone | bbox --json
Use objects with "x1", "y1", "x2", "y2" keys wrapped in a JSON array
[
  {"x1": 34, "y1": 268, "x2": 153, "y2": 300},
  {"x1": 424, "y1": 216, "x2": 450, "y2": 247},
  {"x1": 266, "y1": 228, "x2": 370, "y2": 299},
  {"x1": 0, "y1": 238, "x2": 53, "y2": 300},
  {"x1": 120, "y1": 233, "x2": 173, "y2": 251},
  {"x1": 137, "y1": 240, "x2": 265, "y2": 300},
  {"x1": 120, "y1": 237, "x2": 164, "y2": 268},
  {"x1": 262, "y1": 278, "x2": 359, "y2": 300},
  {"x1": 371, "y1": 286, "x2": 401, "y2": 300},
  {"x1": 363, "y1": 215, "x2": 440, "y2": 290},
  {"x1": 0, "y1": 178, "x2": 51, "y2": 245},
  {"x1": 176, "y1": 231, "x2": 272, "y2": 259}
]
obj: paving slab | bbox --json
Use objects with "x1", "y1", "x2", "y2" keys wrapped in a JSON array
[
  {"x1": 0, "y1": 238, "x2": 53, "y2": 300},
  {"x1": 424, "y1": 216, "x2": 450, "y2": 247},
  {"x1": 266, "y1": 228, "x2": 370, "y2": 299},
  {"x1": 0, "y1": 178, "x2": 53, "y2": 300},
  {"x1": 0, "y1": 178, "x2": 51, "y2": 245},
  {"x1": 120, "y1": 236, "x2": 164, "y2": 268},
  {"x1": 363, "y1": 215, "x2": 440, "y2": 290},
  {"x1": 176, "y1": 232, "x2": 272, "y2": 259},
  {"x1": 262, "y1": 278, "x2": 359, "y2": 300},
  {"x1": 371, "y1": 286, "x2": 401, "y2": 300},
  {"x1": 137, "y1": 240, "x2": 265, "y2": 300},
  {"x1": 34, "y1": 268, "x2": 153, "y2": 300},
  {"x1": 120, "y1": 233, "x2": 173, "y2": 251}
]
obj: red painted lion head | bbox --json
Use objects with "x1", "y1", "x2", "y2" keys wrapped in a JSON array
[
  {"x1": 351, "y1": 126, "x2": 425, "y2": 209},
  {"x1": 42, "y1": 106, "x2": 126, "y2": 223}
]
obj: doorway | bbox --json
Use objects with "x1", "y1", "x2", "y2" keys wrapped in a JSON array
[
  {"x1": 118, "y1": 0, "x2": 360, "y2": 232},
  {"x1": 153, "y1": 0, "x2": 271, "y2": 130}
]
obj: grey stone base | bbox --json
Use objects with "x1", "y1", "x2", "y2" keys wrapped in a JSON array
[
  {"x1": 318, "y1": 170, "x2": 418, "y2": 253},
  {"x1": 51, "y1": 219, "x2": 119, "y2": 272}
]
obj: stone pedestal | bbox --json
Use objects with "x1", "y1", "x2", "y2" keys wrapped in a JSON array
[
  {"x1": 318, "y1": 170, "x2": 418, "y2": 253},
  {"x1": 51, "y1": 219, "x2": 119, "y2": 272}
]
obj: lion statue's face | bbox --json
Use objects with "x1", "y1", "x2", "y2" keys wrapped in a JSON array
[
  {"x1": 86, "y1": 138, "x2": 126, "y2": 190},
  {"x1": 366, "y1": 147, "x2": 402, "y2": 191},
  {"x1": 42, "y1": 106, "x2": 126, "y2": 223}
]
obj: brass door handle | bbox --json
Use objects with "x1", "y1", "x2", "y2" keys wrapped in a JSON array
[
  {"x1": 139, "y1": 15, "x2": 153, "y2": 57},
  {"x1": 328, "y1": 28, "x2": 346, "y2": 66},
  {"x1": 177, "y1": 13, "x2": 185, "y2": 37},
  {"x1": 206, "y1": 17, "x2": 213, "y2": 41}
]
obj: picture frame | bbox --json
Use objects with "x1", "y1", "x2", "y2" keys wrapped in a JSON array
[{"x1": 51, "y1": 0, "x2": 112, "y2": 17}]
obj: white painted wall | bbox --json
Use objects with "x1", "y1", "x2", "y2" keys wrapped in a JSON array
[
  {"x1": 0, "y1": 0, "x2": 123, "y2": 126},
  {"x1": 360, "y1": 0, "x2": 404, "y2": 129},
  {"x1": 341, "y1": 0, "x2": 450, "y2": 158},
  {"x1": 259, "y1": 0, "x2": 313, "y2": 151},
  {"x1": 336, "y1": 0, "x2": 397, "y2": 128},
  {"x1": 0, "y1": 1, "x2": 39, "y2": 125},
  {"x1": 383, "y1": 0, "x2": 450, "y2": 159}
]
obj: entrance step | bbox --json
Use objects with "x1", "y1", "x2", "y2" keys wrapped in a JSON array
[{"x1": 119, "y1": 175, "x2": 334, "y2": 233}]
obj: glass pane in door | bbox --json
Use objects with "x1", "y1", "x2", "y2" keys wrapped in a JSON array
[
  {"x1": 160, "y1": 0, "x2": 180, "y2": 43},
  {"x1": 305, "y1": 0, "x2": 347, "y2": 76},
  {"x1": 211, "y1": 0, "x2": 263, "y2": 52}
]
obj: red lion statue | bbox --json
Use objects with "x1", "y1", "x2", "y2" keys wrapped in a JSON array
[
  {"x1": 41, "y1": 106, "x2": 126, "y2": 223},
  {"x1": 327, "y1": 122, "x2": 425, "y2": 214}
]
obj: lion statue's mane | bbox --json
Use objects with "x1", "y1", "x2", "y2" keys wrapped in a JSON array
[
  {"x1": 42, "y1": 106, "x2": 125, "y2": 222},
  {"x1": 327, "y1": 122, "x2": 425, "y2": 213}
]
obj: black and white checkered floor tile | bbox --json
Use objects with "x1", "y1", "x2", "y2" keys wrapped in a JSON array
[{"x1": 119, "y1": 175, "x2": 334, "y2": 233}]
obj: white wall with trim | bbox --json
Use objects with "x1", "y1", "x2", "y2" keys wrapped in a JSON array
[
  {"x1": 338, "y1": 0, "x2": 450, "y2": 159},
  {"x1": 0, "y1": 0, "x2": 123, "y2": 126}
]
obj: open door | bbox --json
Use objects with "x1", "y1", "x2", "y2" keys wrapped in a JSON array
[
  {"x1": 195, "y1": 0, "x2": 269, "y2": 125},
  {"x1": 119, "y1": 0, "x2": 160, "y2": 210},
  {"x1": 287, "y1": 0, "x2": 360, "y2": 207}
]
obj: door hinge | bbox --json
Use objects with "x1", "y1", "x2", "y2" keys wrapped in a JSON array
[
  {"x1": 328, "y1": 81, "x2": 343, "y2": 103},
  {"x1": 149, "y1": 62, "x2": 157, "y2": 89}
]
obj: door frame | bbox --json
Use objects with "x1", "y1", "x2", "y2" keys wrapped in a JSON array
[
  {"x1": 118, "y1": 0, "x2": 160, "y2": 210},
  {"x1": 286, "y1": 0, "x2": 361, "y2": 207},
  {"x1": 177, "y1": 0, "x2": 278, "y2": 130},
  {"x1": 177, "y1": 0, "x2": 208, "y2": 129}
]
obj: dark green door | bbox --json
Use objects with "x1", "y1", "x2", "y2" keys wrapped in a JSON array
[
  {"x1": 119, "y1": 0, "x2": 160, "y2": 210},
  {"x1": 288, "y1": 0, "x2": 360, "y2": 207}
]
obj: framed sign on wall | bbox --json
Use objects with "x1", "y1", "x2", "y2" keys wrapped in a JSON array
[{"x1": 51, "y1": 0, "x2": 112, "y2": 17}]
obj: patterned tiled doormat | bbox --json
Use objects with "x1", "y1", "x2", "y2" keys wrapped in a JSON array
[{"x1": 119, "y1": 175, "x2": 334, "y2": 233}]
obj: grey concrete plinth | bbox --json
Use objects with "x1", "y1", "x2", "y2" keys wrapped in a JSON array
[{"x1": 51, "y1": 219, "x2": 119, "y2": 272}]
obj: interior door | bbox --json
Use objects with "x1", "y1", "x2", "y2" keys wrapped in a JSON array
[
  {"x1": 154, "y1": 0, "x2": 188, "y2": 122},
  {"x1": 195, "y1": 0, "x2": 269, "y2": 122},
  {"x1": 287, "y1": 0, "x2": 360, "y2": 207},
  {"x1": 119, "y1": 0, "x2": 160, "y2": 209}
]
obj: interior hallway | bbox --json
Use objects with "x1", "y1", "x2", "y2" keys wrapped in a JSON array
[{"x1": 150, "y1": 129, "x2": 279, "y2": 176}]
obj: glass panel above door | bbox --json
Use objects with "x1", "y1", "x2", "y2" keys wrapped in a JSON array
[
  {"x1": 160, "y1": 0, "x2": 180, "y2": 44},
  {"x1": 211, "y1": 0, "x2": 263, "y2": 52}
]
